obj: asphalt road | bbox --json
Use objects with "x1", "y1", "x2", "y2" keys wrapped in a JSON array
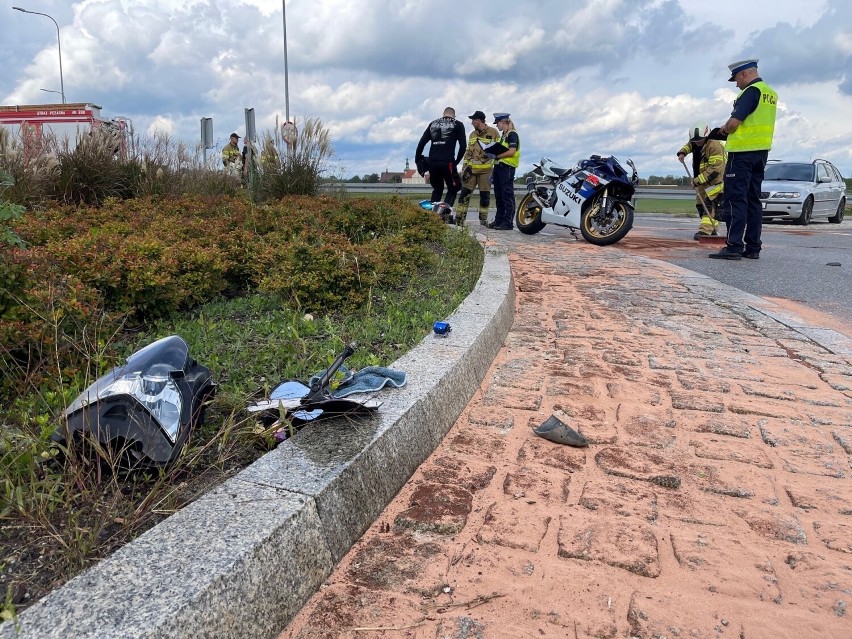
[{"x1": 630, "y1": 214, "x2": 852, "y2": 324}]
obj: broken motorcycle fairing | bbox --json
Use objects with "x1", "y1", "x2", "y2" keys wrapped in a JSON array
[
  {"x1": 246, "y1": 343, "x2": 382, "y2": 428},
  {"x1": 55, "y1": 335, "x2": 217, "y2": 465}
]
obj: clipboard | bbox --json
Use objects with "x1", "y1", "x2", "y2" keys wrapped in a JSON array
[{"x1": 478, "y1": 140, "x2": 509, "y2": 155}]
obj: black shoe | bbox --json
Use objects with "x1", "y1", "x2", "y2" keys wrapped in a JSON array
[
  {"x1": 742, "y1": 252, "x2": 759, "y2": 259},
  {"x1": 490, "y1": 224, "x2": 513, "y2": 231},
  {"x1": 708, "y1": 247, "x2": 742, "y2": 260}
]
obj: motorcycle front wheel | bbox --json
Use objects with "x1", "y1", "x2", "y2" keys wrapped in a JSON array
[
  {"x1": 515, "y1": 192, "x2": 547, "y2": 235},
  {"x1": 581, "y1": 197, "x2": 634, "y2": 246}
]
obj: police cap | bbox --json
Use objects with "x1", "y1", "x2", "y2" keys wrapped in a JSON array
[{"x1": 727, "y1": 58, "x2": 758, "y2": 82}]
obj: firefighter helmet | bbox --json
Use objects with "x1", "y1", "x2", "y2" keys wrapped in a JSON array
[{"x1": 689, "y1": 121, "x2": 710, "y2": 141}]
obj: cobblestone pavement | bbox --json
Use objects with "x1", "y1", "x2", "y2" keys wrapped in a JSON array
[{"x1": 280, "y1": 234, "x2": 852, "y2": 639}]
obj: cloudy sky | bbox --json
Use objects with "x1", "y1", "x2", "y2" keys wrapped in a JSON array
[{"x1": 2, "y1": 0, "x2": 851, "y2": 179}]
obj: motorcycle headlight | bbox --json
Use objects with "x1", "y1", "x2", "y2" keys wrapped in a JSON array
[
  {"x1": 65, "y1": 362, "x2": 184, "y2": 443},
  {"x1": 59, "y1": 335, "x2": 215, "y2": 464}
]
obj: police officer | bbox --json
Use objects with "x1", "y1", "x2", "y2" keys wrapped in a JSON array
[
  {"x1": 677, "y1": 121, "x2": 727, "y2": 240},
  {"x1": 708, "y1": 59, "x2": 778, "y2": 260},
  {"x1": 414, "y1": 107, "x2": 467, "y2": 206},
  {"x1": 487, "y1": 113, "x2": 520, "y2": 231},
  {"x1": 456, "y1": 110, "x2": 500, "y2": 226}
]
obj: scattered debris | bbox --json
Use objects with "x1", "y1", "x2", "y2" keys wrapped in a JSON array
[
  {"x1": 245, "y1": 342, "x2": 407, "y2": 442},
  {"x1": 533, "y1": 414, "x2": 589, "y2": 447}
]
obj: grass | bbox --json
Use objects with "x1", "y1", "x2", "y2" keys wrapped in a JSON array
[
  {"x1": 634, "y1": 197, "x2": 696, "y2": 216},
  {"x1": 0, "y1": 202, "x2": 484, "y2": 619}
]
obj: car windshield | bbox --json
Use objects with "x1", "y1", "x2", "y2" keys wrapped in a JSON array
[{"x1": 764, "y1": 163, "x2": 815, "y2": 182}]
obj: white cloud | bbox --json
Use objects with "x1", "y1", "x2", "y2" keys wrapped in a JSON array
[
  {"x1": 2, "y1": 0, "x2": 851, "y2": 177},
  {"x1": 146, "y1": 115, "x2": 175, "y2": 136}
]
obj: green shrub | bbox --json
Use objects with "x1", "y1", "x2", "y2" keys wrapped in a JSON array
[{"x1": 1, "y1": 193, "x2": 454, "y2": 408}]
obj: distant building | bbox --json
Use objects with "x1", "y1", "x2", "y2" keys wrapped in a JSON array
[
  {"x1": 400, "y1": 158, "x2": 427, "y2": 184},
  {"x1": 379, "y1": 169, "x2": 403, "y2": 183}
]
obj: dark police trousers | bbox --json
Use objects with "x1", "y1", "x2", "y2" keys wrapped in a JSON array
[
  {"x1": 722, "y1": 150, "x2": 768, "y2": 254},
  {"x1": 492, "y1": 163, "x2": 516, "y2": 227}
]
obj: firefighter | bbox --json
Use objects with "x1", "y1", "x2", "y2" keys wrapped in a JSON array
[
  {"x1": 677, "y1": 122, "x2": 726, "y2": 240},
  {"x1": 260, "y1": 139, "x2": 279, "y2": 171},
  {"x1": 222, "y1": 132, "x2": 243, "y2": 176},
  {"x1": 456, "y1": 110, "x2": 500, "y2": 226}
]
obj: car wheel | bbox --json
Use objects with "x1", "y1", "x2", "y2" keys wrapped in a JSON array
[
  {"x1": 828, "y1": 198, "x2": 845, "y2": 224},
  {"x1": 796, "y1": 197, "x2": 813, "y2": 226}
]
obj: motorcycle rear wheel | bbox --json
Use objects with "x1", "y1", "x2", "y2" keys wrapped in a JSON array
[
  {"x1": 581, "y1": 198, "x2": 634, "y2": 246},
  {"x1": 516, "y1": 192, "x2": 546, "y2": 235}
]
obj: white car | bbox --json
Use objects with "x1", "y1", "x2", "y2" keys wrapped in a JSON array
[{"x1": 760, "y1": 159, "x2": 846, "y2": 225}]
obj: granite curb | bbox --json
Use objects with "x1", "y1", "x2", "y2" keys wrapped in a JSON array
[{"x1": 0, "y1": 244, "x2": 515, "y2": 639}]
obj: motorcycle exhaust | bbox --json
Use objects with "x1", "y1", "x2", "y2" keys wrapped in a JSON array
[{"x1": 529, "y1": 190, "x2": 553, "y2": 210}]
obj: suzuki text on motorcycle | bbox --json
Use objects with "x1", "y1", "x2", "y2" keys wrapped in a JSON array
[{"x1": 516, "y1": 155, "x2": 639, "y2": 245}]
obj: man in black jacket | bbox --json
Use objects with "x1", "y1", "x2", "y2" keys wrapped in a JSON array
[{"x1": 414, "y1": 107, "x2": 466, "y2": 206}]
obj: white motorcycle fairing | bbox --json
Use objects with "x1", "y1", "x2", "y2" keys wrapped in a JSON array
[
  {"x1": 533, "y1": 166, "x2": 612, "y2": 229},
  {"x1": 517, "y1": 155, "x2": 637, "y2": 246}
]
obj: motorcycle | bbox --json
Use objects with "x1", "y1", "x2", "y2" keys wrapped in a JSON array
[{"x1": 516, "y1": 154, "x2": 639, "y2": 245}]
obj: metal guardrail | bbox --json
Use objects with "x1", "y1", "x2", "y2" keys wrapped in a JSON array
[{"x1": 322, "y1": 182, "x2": 694, "y2": 200}]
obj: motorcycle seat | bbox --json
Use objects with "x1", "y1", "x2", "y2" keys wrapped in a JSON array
[{"x1": 545, "y1": 165, "x2": 572, "y2": 178}]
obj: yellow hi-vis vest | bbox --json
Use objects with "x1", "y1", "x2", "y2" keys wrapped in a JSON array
[
  {"x1": 726, "y1": 81, "x2": 777, "y2": 152},
  {"x1": 498, "y1": 129, "x2": 520, "y2": 168}
]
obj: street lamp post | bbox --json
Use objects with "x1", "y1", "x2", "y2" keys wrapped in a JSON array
[
  {"x1": 13, "y1": 6, "x2": 66, "y2": 104},
  {"x1": 281, "y1": 0, "x2": 290, "y2": 124}
]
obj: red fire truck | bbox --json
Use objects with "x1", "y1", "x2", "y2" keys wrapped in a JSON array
[{"x1": 0, "y1": 102, "x2": 128, "y2": 158}]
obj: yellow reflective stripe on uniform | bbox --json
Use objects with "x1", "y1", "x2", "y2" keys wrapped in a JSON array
[
  {"x1": 726, "y1": 81, "x2": 778, "y2": 152},
  {"x1": 705, "y1": 183, "x2": 723, "y2": 199}
]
